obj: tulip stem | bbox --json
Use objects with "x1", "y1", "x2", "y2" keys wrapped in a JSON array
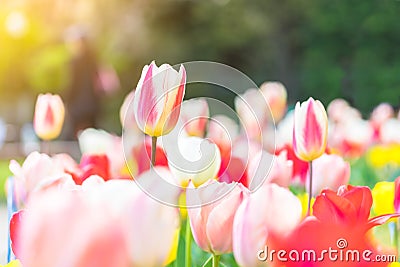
[
  {"x1": 151, "y1": 136, "x2": 157, "y2": 167},
  {"x1": 185, "y1": 218, "x2": 192, "y2": 267},
  {"x1": 212, "y1": 254, "x2": 220, "y2": 267},
  {"x1": 307, "y1": 160, "x2": 313, "y2": 216}
]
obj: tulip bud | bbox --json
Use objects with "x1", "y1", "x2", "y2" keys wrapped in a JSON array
[
  {"x1": 33, "y1": 93, "x2": 65, "y2": 140},
  {"x1": 293, "y1": 97, "x2": 328, "y2": 162},
  {"x1": 133, "y1": 61, "x2": 186, "y2": 137},
  {"x1": 260, "y1": 81, "x2": 287, "y2": 122}
]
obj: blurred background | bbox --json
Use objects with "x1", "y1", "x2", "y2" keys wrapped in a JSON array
[{"x1": 0, "y1": 0, "x2": 400, "y2": 144}]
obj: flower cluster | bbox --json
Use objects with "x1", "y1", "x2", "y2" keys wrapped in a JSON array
[{"x1": 4, "y1": 61, "x2": 400, "y2": 267}]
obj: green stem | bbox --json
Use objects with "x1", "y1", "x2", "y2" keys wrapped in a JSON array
[
  {"x1": 307, "y1": 160, "x2": 313, "y2": 216},
  {"x1": 185, "y1": 218, "x2": 192, "y2": 267},
  {"x1": 151, "y1": 136, "x2": 157, "y2": 167},
  {"x1": 201, "y1": 255, "x2": 213, "y2": 267},
  {"x1": 212, "y1": 254, "x2": 220, "y2": 267}
]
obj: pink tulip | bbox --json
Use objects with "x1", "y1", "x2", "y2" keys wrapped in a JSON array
[
  {"x1": 13, "y1": 175, "x2": 180, "y2": 267},
  {"x1": 370, "y1": 102, "x2": 394, "y2": 128},
  {"x1": 293, "y1": 97, "x2": 328, "y2": 162},
  {"x1": 394, "y1": 176, "x2": 400, "y2": 213},
  {"x1": 120, "y1": 91, "x2": 140, "y2": 132},
  {"x1": 233, "y1": 183, "x2": 302, "y2": 267},
  {"x1": 247, "y1": 150, "x2": 293, "y2": 188},
  {"x1": 33, "y1": 93, "x2": 65, "y2": 140},
  {"x1": 235, "y1": 88, "x2": 269, "y2": 140},
  {"x1": 327, "y1": 98, "x2": 350, "y2": 123},
  {"x1": 187, "y1": 182, "x2": 246, "y2": 255},
  {"x1": 306, "y1": 153, "x2": 350, "y2": 197},
  {"x1": 9, "y1": 151, "x2": 74, "y2": 205},
  {"x1": 380, "y1": 118, "x2": 400, "y2": 144},
  {"x1": 180, "y1": 98, "x2": 209, "y2": 137},
  {"x1": 260, "y1": 81, "x2": 287, "y2": 122},
  {"x1": 133, "y1": 61, "x2": 186, "y2": 137}
]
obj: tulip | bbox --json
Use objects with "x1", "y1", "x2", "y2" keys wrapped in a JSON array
[
  {"x1": 313, "y1": 185, "x2": 399, "y2": 229},
  {"x1": 78, "y1": 128, "x2": 125, "y2": 178},
  {"x1": 9, "y1": 151, "x2": 74, "y2": 206},
  {"x1": 394, "y1": 177, "x2": 400, "y2": 213},
  {"x1": 233, "y1": 183, "x2": 302, "y2": 267},
  {"x1": 33, "y1": 93, "x2": 65, "y2": 140},
  {"x1": 327, "y1": 98, "x2": 350, "y2": 123},
  {"x1": 306, "y1": 153, "x2": 350, "y2": 197},
  {"x1": 187, "y1": 181, "x2": 246, "y2": 255},
  {"x1": 119, "y1": 91, "x2": 140, "y2": 134},
  {"x1": 380, "y1": 118, "x2": 400, "y2": 144},
  {"x1": 372, "y1": 181, "x2": 395, "y2": 216},
  {"x1": 133, "y1": 61, "x2": 186, "y2": 137},
  {"x1": 271, "y1": 185, "x2": 400, "y2": 267},
  {"x1": 247, "y1": 150, "x2": 293, "y2": 188},
  {"x1": 180, "y1": 98, "x2": 209, "y2": 137},
  {"x1": 133, "y1": 61, "x2": 186, "y2": 166},
  {"x1": 235, "y1": 88, "x2": 269, "y2": 140},
  {"x1": 293, "y1": 97, "x2": 328, "y2": 215},
  {"x1": 167, "y1": 136, "x2": 221, "y2": 187},
  {"x1": 293, "y1": 97, "x2": 328, "y2": 162},
  {"x1": 370, "y1": 102, "x2": 394, "y2": 129},
  {"x1": 260, "y1": 81, "x2": 287, "y2": 122},
  {"x1": 12, "y1": 177, "x2": 180, "y2": 267}
]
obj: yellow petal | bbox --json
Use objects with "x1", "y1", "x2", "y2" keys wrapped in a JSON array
[
  {"x1": 372, "y1": 181, "x2": 395, "y2": 216},
  {"x1": 1, "y1": 260, "x2": 22, "y2": 267},
  {"x1": 298, "y1": 192, "x2": 315, "y2": 218},
  {"x1": 163, "y1": 227, "x2": 180, "y2": 265}
]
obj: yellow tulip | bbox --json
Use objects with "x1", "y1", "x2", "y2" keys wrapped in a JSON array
[{"x1": 372, "y1": 181, "x2": 395, "y2": 216}]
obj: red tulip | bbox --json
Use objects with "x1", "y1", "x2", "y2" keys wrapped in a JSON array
[
  {"x1": 313, "y1": 185, "x2": 399, "y2": 231},
  {"x1": 293, "y1": 97, "x2": 328, "y2": 162},
  {"x1": 133, "y1": 61, "x2": 186, "y2": 137},
  {"x1": 132, "y1": 137, "x2": 168, "y2": 176},
  {"x1": 33, "y1": 93, "x2": 65, "y2": 140},
  {"x1": 270, "y1": 185, "x2": 399, "y2": 267}
]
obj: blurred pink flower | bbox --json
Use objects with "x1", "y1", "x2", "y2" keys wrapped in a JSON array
[
  {"x1": 9, "y1": 152, "x2": 74, "y2": 205},
  {"x1": 370, "y1": 103, "x2": 394, "y2": 128},
  {"x1": 327, "y1": 98, "x2": 350, "y2": 123},
  {"x1": 119, "y1": 91, "x2": 140, "y2": 133},
  {"x1": 133, "y1": 61, "x2": 186, "y2": 137},
  {"x1": 180, "y1": 98, "x2": 209, "y2": 137},
  {"x1": 33, "y1": 93, "x2": 65, "y2": 140},
  {"x1": 13, "y1": 177, "x2": 180, "y2": 267},
  {"x1": 380, "y1": 118, "x2": 400, "y2": 144},
  {"x1": 235, "y1": 88, "x2": 269, "y2": 140},
  {"x1": 187, "y1": 182, "x2": 246, "y2": 255},
  {"x1": 293, "y1": 97, "x2": 328, "y2": 162},
  {"x1": 260, "y1": 81, "x2": 287, "y2": 122},
  {"x1": 247, "y1": 150, "x2": 293, "y2": 188},
  {"x1": 233, "y1": 183, "x2": 302, "y2": 267},
  {"x1": 306, "y1": 153, "x2": 350, "y2": 197}
]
